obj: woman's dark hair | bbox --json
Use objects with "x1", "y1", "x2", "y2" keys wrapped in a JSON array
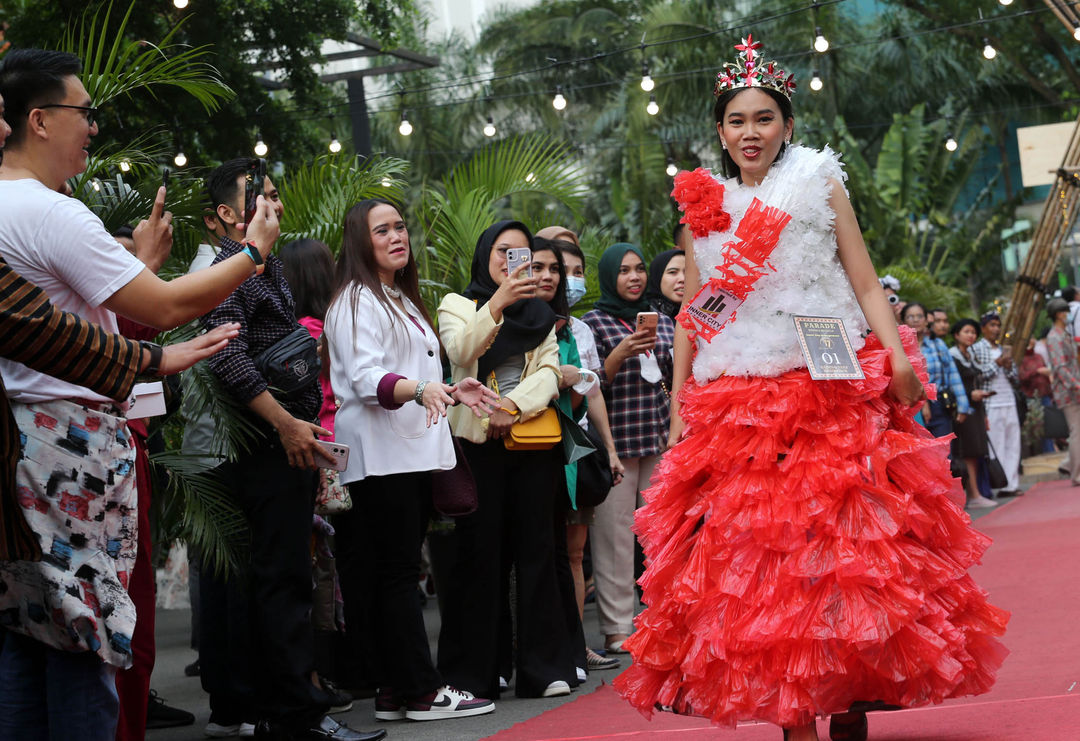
[
  {"x1": 333, "y1": 198, "x2": 433, "y2": 331},
  {"x1": 950, "y1": 318, "x2": 981, "y2": 339},
  {"x1": 280, "y1": 238, "x2": 335, "y2": 321},
  {"x1": 900, "y1": 302, "x2": 928, "y2": 322},
  {"x1": 531, "y1": 237, "x2": 570, "y2": 320},
  {"x1": 713, "y1": 87, "x2": 795, "y2": 179},
  {"x1": 551, "y1": 238, "x2": 585, "y2": 271}
]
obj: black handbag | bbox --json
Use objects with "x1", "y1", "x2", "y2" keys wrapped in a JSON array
[
  {"x1": 431, "y1": 436, "x2": 478, "y2": 517},
  {"x1": 1045, "y1": 404, "x2": 1069, "y2": 439},
  {"x1": 985, "y1": 438, "x2": 1008, "y2": 490},
  {"x1": 253, "y1": 326, "x2": 321, "y2": 397},
  {"x1": 574, "y1": 424, "x2": 614, "y2": 509}
]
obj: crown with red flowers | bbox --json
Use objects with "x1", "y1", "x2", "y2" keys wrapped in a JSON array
[{"x1": 713, "y1": 34, "x2": 796, "y2": 99}]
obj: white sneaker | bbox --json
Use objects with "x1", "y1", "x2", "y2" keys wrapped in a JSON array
[
  {"x1": 405, "y1": 686, "x2": 495, "y2": 721},
  {"x1": 966, "y1": 496, "x2": 998, "y2": 509},
  {"x1": 238, "y1": 724, "x2": 255, "y2": 739},
  {"x1": 542, "y1": 680, "x2": 571, "y2": 697},
  {"x1": 576, "y1": 666, "x2": 587, "y2": 683},
  {"x1": 204, "y1": 720, "x2": 254, "y2": 738}
]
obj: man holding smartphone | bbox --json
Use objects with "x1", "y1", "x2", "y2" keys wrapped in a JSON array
[{"x1": 199, "y1": 159, "x2": 383, "y2": 741}]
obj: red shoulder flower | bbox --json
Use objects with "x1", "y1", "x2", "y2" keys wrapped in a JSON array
[{"x1": 671, "y1": 168, "x2": 731, "y2": 239}]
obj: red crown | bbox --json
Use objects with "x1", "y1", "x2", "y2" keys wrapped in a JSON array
[{"x1": 713, "y1": 34, "x2": 796, "y2": 99}]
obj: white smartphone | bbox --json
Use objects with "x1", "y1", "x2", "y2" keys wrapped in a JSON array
[
  {"x1": 506, "y1": 247, "x2": 533, "y2": 277},
  {"x1": 315, "y1": 440, "x2": 350, "y2": 472},
  {"x1": 636, "y1": 311, "x2": 659, "y2": 338}
]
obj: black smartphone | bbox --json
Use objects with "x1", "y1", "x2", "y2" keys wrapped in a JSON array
[{"x1": 243, "y1": 158, "x2": 267, "y2": 230}]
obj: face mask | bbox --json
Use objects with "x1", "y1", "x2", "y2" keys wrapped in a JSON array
[{"x1": 566, "y1": 275, "x2": 587, "y2": 307}]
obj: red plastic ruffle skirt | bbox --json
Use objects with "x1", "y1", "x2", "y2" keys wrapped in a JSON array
[{"x1": 614, "y1": 328, "x2": 1009, "y2": 728}]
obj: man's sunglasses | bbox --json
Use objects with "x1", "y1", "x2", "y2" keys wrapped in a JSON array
[{"x1": 37, "y1": 104, "x2": 98, "y2": 126}]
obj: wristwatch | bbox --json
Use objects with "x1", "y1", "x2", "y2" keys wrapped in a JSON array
[
  {"x1": 242, "y1": 240, "x2": 265, "y2": 275},
  {"x1": 140, "y1": 341, "x2": 164, "y2": 376}
]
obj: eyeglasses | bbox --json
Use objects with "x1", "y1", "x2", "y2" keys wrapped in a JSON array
[{"x1": 37, "y1": 104, "x2": 98, "y2": 126}]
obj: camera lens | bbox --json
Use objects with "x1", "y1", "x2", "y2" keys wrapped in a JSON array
[{"x1": 888, "y1": 294, "x2": 899, "y2": 305}]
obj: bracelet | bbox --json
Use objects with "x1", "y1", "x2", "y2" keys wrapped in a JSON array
[
  {"x1": 242, "y1": 240, "x2": 265, "y2": 275},
  {"x1": 414, "y1": 380, "x2": 428, "y2": 405},
  {"x1": 498, "y1": 406, "x2": 520, "y2": 417},
  {"x1": 140, "y1": 341, "x2": 163, "y2": 376}
]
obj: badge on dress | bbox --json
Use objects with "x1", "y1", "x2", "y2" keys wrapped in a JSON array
[
  {"x1": 792, "y1": 316, "x2": 865, "y2": 380},
  {"x1": 682, "y1": 282, "x2": 744, "y2": 342}
]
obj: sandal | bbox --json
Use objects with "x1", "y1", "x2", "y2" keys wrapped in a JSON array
[
  {"x1": 828, "y1": 711, "x2": 867, "y2": 741},
  {"x1": 586, "y1": 648, "x2": 620, "y2": 670}
]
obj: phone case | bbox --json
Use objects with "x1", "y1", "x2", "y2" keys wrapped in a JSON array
[
  {"x1": 316, "y1": 442, "x2": 350, "y2": 472},
  {"x1": 506, "y1": 248, "x2": 532, "y2": 277}
]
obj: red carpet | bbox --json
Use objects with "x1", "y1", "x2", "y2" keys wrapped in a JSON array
[{"x1": 486, "y1": 480, "x2": 1080, "y2": 740}]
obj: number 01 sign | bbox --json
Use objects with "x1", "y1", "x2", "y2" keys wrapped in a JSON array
[{"x1": 792, "y1": 315, "x2": 865, "y2": 380}]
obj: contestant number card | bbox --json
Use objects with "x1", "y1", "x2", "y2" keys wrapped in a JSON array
[{"x1": 792, "y1": 316, "x2": 864, "y2": 380}]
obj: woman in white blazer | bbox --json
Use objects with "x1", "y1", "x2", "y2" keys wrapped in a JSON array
[{"x1": 324, "y1": 199, "x2": 497, "y2": 722}]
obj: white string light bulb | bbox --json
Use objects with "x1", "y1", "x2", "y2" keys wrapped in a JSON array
[
  {"x1": 380, "y1": 178, "x2": 392, "y2": 187},
  {"x1": 982, "y1": 39, "x2": 997, "y2": 59},
  {"x1": 398, "y1": 112, "x2": 413, "y2": 136},
  {"x1": 119, "y1": 160, "x2": 131, "y2": 172},
  {"x1": 666, "y1": 162, "x2": 678, "y2": 177},
  {"x1": 945, "y1": 135, "x2": 958, "y2": 152},
  {"x1": 174, "y1": 151, "x2": 187, "y2": 167},
  {"x1": 91, "y1": 179, "x2": 101, "y2": 192},
  {"x1": 483, "y1": 116, "x2": 497, "y2": 137},
  {"x1": 1074, "y1": 26, "x2": 1080, "y2": 42},
  {"x1": 525, "y1": 172, "x2": 536, "y2": 183},
  {"x1": 552, "y1": 86, "x2": 567, "y2": 111},
  {"x1": 640, "y1": 62, "x2": 654, "y2": 92},
  {"x1": 253, "y1": 138, "x2": 268, "y2": 157},
  {"x1": 810, "y1": 71, "x2": 823, "y2": 92},
  {"x1": 814, "y1": 27, "x2": 829, "y2": 53},
  {"x1": 173, "y1": 0, "x2": 189, "y2": 8},
  {"x1": 998, "y1": 0, "x2": 1013, "y2": 5},
  {"x1": 328, "y1": 135, "x2": 342, "y2": 153},
  {"x1": 646, "y1": 94, "x2": 659, "y2": 116}
]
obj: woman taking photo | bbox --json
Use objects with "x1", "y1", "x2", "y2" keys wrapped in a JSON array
[
  {"x1": 613, "y1": 36, "x2": 1008, "y2": 741},
  {"x1": 324, "y1": 199, "x2": 497, "y2": 722},
  {"x1": 901, "y1": 301, "x2": 970, "y2": 436},
  {"x1": 949, "y1": 318, "x2": 999, "y2": 510},
  {"x1": 645, "y1": 249, "x2": 685, "y2": 322},
  {"x1": 436, "y1": 221, "x2": 578, "y2": 701},
  {"x1": 582, "y1": 243, "x2": 675, "y2": 655}
]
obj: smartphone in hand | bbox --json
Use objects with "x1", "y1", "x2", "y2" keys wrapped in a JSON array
[
  {"x1": 636, "y1": 311, "x2": 659, "y2": 338},
  {"x1": 243, "y1": 158, "x2": 267, "y2": 230},
  {"x1": 506, "y1": 247, "x2": 532, "y2": 278},
  {"x1": 315, "y1": 440, "x2": 350, "y2": 472}
]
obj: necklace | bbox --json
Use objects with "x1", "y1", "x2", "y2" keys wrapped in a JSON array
[{"x1": 383, "y1": 283, "x2": 401, "y2": 299}]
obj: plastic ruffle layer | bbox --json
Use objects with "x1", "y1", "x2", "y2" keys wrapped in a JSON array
[{"x1": 614, "y1": 329, "x2": 1009, "y2": 729}]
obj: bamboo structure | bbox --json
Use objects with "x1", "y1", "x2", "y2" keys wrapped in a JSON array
[{"x1": 1002, "y1": 115, "x2": 1080, "y2": 364}]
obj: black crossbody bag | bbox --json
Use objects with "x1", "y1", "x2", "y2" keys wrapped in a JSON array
[{"x1": 253, "y1": 326, "x2": 322, "y2": 397}]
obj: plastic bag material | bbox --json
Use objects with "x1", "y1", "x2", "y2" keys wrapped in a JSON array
[{"x1": 614, "y1": 327, "x2": 1009, "y2": 729}]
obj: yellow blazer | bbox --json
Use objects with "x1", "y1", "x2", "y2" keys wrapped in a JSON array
[{"x1": 437, "y1": 293, "x2": 561, "y2": 444}]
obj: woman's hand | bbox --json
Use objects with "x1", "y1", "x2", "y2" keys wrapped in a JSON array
[
  {"x1": 971, "y1": 389, "x2": 989, "y2": 402},
  {"x1": 488, "y1": 263, "x2": 539, "y2": 321},
  {"x1": 609, "y1": 450, "x2": 625, "y2": 486},
  {"x1": 487, "y1": 405, "x2": 518, "y2": 440},
  {"x1": 666, "y1": 412, "x2": 686, "y2": 449},
  {"x1": 420, "y1": 381, "x2": 457, "y2": 428},
  {"x1": 887, "y1": 357, "x2": 925, "y2": 407},
  {"x1": 452, "y1": 377, "x2": 499, "y2": 418},
  {"x1": 615, "y1": 328, "x2": 657, "y2": 359},
  {"x1": 955, "y1": 412, "x2": 968, "y2": 424},
  {"x1": 558, "y1": 364, "x2": 582, "y2": 390}
]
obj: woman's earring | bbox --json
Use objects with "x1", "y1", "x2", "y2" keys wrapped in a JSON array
[
  {"x1": 784, "y1": 137, "x2": 791, "y2": 145},
  {"x1": 720, "y1": 141, "x2": 727, "y2": 151}
]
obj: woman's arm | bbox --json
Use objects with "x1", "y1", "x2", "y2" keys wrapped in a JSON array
[
  {"x1": 831, "y1": 178, "x2": 923, "y2": 406},
  {"x1": 437, "y1": 293, "x2": 502, "y2": 370},
  {"x1": 504, "y1": 327, "x2": 562, "y2": 419}
]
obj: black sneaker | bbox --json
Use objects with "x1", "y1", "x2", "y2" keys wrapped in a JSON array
[
  {"x1": 319, "y1": 676, "x2": 354, "y2": 714},
  {"x1": 184, "y1": 658, "x2": 201, "y2": 677},
  {"x1": 145, "y1": 689, "x2": 195, "y2": 729}
]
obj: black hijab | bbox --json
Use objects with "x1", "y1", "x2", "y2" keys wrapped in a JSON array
[
  {"x1": 463, "y1": 220, "x2": 557, "y2": 381},
  {"x1": 646, "y1": 249, "x2": 685, "y2": 321}
]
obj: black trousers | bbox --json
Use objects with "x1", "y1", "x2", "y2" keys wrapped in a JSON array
[
  {"x1": 199, "y1": 439, "x2": 327, "y2": 728},
  {"x1": 437, "y1": 440, "x2": 576, "y2": 699},
  {"x1": 335, "y1": 472, "x2": 443, "y2": 699}
]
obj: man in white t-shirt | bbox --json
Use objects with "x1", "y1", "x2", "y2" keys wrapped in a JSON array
[{"x1": 0, "y1": 48, "x2": 281, "y2": 741}]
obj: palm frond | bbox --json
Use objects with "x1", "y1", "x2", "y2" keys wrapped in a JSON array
[{"x1": 60, "y1": 1, "x2": 234, "y2": 112}]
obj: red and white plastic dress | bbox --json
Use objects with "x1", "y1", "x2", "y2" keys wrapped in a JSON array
[{"x1": 614, "y1": 147, "x2": 1009, "y2": 729}]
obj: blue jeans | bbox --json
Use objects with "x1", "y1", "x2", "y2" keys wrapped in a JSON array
[{"x1": 0, "y1": 629, "x2": 118, "y2": 741}]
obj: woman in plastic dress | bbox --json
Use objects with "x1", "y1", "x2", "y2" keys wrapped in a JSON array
[{"x1": 613, "y1": 36, "x2": 1008, "y2": 741}]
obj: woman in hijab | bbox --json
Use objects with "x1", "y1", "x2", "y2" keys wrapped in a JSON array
[
  {"x1": 436, "y1": 221, "x2": 579, "y2": 701},
  {"x1": 582, "y1": 243, "x2": 675, "y2": 653},
  {"x1": 646, "y1": 249, "x2": 686, "y2": 321}
]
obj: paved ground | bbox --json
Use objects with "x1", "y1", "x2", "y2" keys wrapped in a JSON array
[{"x1": 146, "y1": 452, "x2": 1069, "y2": 741}]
